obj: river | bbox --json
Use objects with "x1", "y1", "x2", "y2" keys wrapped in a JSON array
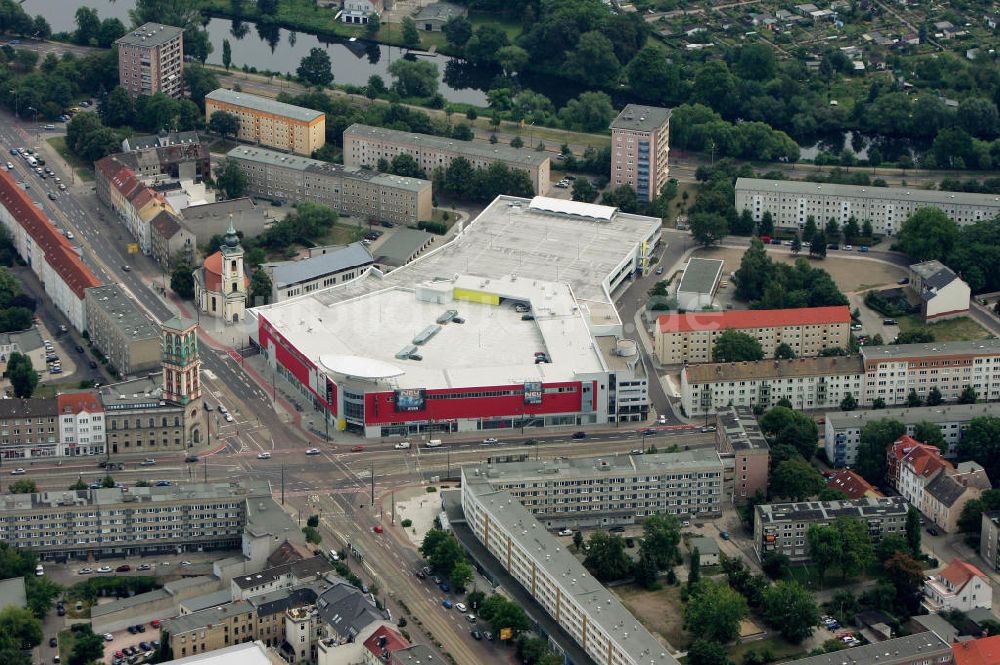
[{"x1": 20, "y1": 0, "x2": 489, "y2": 105}]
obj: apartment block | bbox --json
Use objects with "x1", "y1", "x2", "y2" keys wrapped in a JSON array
[
  {"x1": 226, "y1": 146, "x2": 431, "y2": 225},
  {"x1": 115, "y1": 23, "x2": 184, "y2": 98},
  {"x1": 343, "y1": 123, "x2": 550, "y2": 194},
  {"x1": 84, "y1": 284, "x2": 161, "y2": 376},
  {"x1": 462, "y1": 477, "x2": 677, "y2": 665},
  {"x1": 57, "y1": 392, "x2": 106, "y2": 458},
  {"x1": 776, "y1": 634, "x2": 952, "y2": 665},
  {"x1": 714, "y1": 407, "x2": 770, "y2": 503},
  {"x1": 655, "y1": 306, "x2": 851, "y2": 364},
  {"x1": 467, "y1": 448, "x2": 726, "y2": 528},
  {"x1": 861, "y1": 339, "x2": 1000, "y2": 405},
  {"x1": 753, "y1": 496, "x2": 909, "y2": 562},
  {"x1": 0, "y1": 398, "x2": 58, "y2": 460},
  {"x1": 735, "y1": 176, "x2": 1000, "y2": 236},
  {"x1": 0, "y1": 480, "x2": 270, "y2": 559},
  {"x1": 205, "y1": 89, "x2": 325, "y2": 156},
  {"x1": 824, "y1": 402, "x2": 1000, "y2": 467},
  {"x1": 979, "y1": 510, "x2": 1000, "y2": 573},
  {"x1": 610, "y1": 105, "x2": 671, "y2": 203},
  {"x1": 681, "y1": 355, "x2": 865, "y2": 417}
]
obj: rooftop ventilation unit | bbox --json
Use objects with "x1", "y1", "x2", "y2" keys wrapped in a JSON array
[
  {"x1": 412, "y1": 325, "x2": 441, "y2": 346},
  {"x1": 395, "y1": 345, "x2": 418, "y2": 360}
]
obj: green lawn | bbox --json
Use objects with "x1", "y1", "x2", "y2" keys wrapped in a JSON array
[
  {"x1": 727, "y1": 636, "x2": 806, "y2": 664},
  {"x1": 470, "y1": 10, "x2": 522, "y2": 40},
  {"x1": 46, "y1": 137, "x2": 94, "y2": 182},
  {"x1": 897, "y1": 315, "x2": 993, "y2": 342},
  {"x1": 320, "y1": 222, "x2": 366, "y2": 247}
]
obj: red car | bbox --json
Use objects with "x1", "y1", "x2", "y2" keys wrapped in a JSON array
[
  {"x1": 351, "y1": 445, "x2": 364, "y2": 452},
  {"x1": 372, "y1": 524, "x2": 384, "y2": 533},
  {"x1": 150, "y1": 619, "x2": 161, "y2": 628},
  {"x1": 115, "y1": 564, "x2": 131, "y2": 572}
]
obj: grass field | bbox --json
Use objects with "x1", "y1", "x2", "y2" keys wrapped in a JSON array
[
  {"x1": 727, "y1": 636, "x2": 806, "y2": 664},
  {"x1": 898, "y1": 315, "x2": 994, "y2": 342},
  {"x1": 46, "y1": 137, "x2": 94, "y2": 182}
]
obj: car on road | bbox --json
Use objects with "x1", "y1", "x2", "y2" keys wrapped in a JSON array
[
  {"x1": 439, "y1": 582, "x2": 449, "y2": 592},
  {"x1": 96, "y1": 566, "x2": 112, "y2": 573},
  {"x1": 103, "y1": 633, "x2": 114, "y2": 642},
  {"x1": 64, "y1": 231, "x2": 73, "y2": 239},
  {"x1": 140, "y1": 458, "x2": 155, "y2": 466},
  {"x1": 56, "y1": 606, "x2": 65, "y2": 616},
  {"x1": 609, "y1": 526, "x2": 625, "y2": 533},
  {"x1": 483, "y1": 437, "x2": 498, "y2": 445},
  {"x1": 658, "y1": 415, "x2": 667, "y2": 424},
  {"x1": 571, "y1": 431, "x2": 586, "y2": 439},
  {"x1": 10, "y1": 468, "x2": 25, "y2": 475},
  {"x1": 48, "y1": 192, "x2": 56, "y2": 200},
  {"x1": 843, "y1": 245, "x2": 853, "y2": 251},
  {"x1": 224, "y1": 413, "x2": 234, "y2": 423},
  {"x1": 719, "y1": 531, "x2": 731, "y2": 540},
  {"x1": 179, "y1": 561, "x2": 192, "y2": 567},
  {"x1": 393, "y1": 441, "x2": 410, "y2": 449},
  {"x1": 116, "y1": 565, "x2": 130, "y2": 572},
  {"x1": 700, "y1": 425, "x2": 716, "y2": 433},
  {"x1": 455, "y1": 603, "x2": 467, "y2": 612},
  {"x1": 138, "y1": 564, "x2": 152, "y2": 571},
  {"x1": 150, "y1": 620, "x2": 161, "y2": 628},
  {"x1": 442, "y1": 599, "x2": 453, "y2": 609},
  {"x1": 4, "y1": 162, "x2": 11, "y2": 170},
  {"x1": 58, "y1": 183, "x2": 66, "y2": 191},
  {"x1": 558, "y1": 528, "x2": 573, "y2": 536},
  {"x1": 351, "y1": 445, "x2": 365, "y2": 452},
  {"x1": 121, "y1": 264, "x2": 130, "y2": 272},
  {"x1": 75, "y1": 344, "x2": 84, "y2": 353},
  {"x1": 49, "y1": 637, "x2": 57, "y2": 647},
  {"x1": 642, "y1": 428, "x2": 657, "y2": 435},
  {"x1": 184, "y1": 455, "x2": 198, "y2": 463},
  {"x1": 305, "y1": 448, "x2": 321, "y2": 455},
  {"x1": 88, "y1": 360, "x2": 97, "y2": 368},
  {"x1": 655, "y1": 267, "x2": 664, "y2": 275},
  {"x1": 926, "y1": 526, "x2": 940, "y2": 536},
  {"x1": 372, "y1": 524, "x2": 383, "y2": 533},
  {"x1": 78, "y1": 568, "x2": 93, "y2": 575},
  {"x1": 257, "y1": 452, "x2": 271, "y2": 459},
  {"x1": 883, "y1": 318, "x2": 898, "y2": 325},
  {"x1": 471, "y1": 630, "x2": 483, "y2": 640}
]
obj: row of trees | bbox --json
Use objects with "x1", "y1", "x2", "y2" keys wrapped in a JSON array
[
  {"x1": 431, "y1": 156, "x2": 534, "y2": 202},
  {"x1": 896, "y1": 207, "x2": 1000, "y2": 293}
]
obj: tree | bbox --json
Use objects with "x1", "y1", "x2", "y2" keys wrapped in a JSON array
[
  {"x1": 883, "y1": 551, "x2": 925, "y2": 616},
  {"x1": 67, "y1": 626, "x2": 105, "y2": 665},
  {"x1": 170, "y1": 262, "x2": 195, "y2": 300},
  {"x1": 791, "y1": 236, "x2": 802, "y2": 254},
  {"x1": 572, "y1": 179, "x2": 598, "y2": 203},
  {"x1": 761, "y1": 552, "x2": 791, "y2": 580},
  {"x1": 565, "y1": 31, "x2": 621, "y2": 87},
  {"x1": 306, "y1": 515, "x2": 319, "y2": 528},
  {"x1": 182, "y1": 63, "x2": 219, "y2": 108},
  {"x1": 449, "y1": 561, "x2": 473, "y2": 592},
  {"x1": 774, "y1": 343, "x2": 796, "y2": 360},
  {"x1": 735, "y1": 239, "x2": 771, "y2": 302},
  {"x1": 957, "y1": 417, "x2": 1000, "y2": 482},
  {"x1": 25, "y1": 576, "x2": 60, "y2": 619},
  {"x1": 387, "y1": 153, "x2": 426, "y2": 178},
  {"x1": 897, "y1": 208, "x2": 958, "y2": 262},
  {"x1": 497, "y1": 45, "x2": 530, "y2": 77},
  {"x1": 913, "y1": 421, "x2": 946, "y2": 454},
  {"x1": 74, "y1": 7, "x2": 101, "y2": 45},
  {"x1": 572, "y1": 530, "x2": 584, "y2": 551},
  {"x1": 770, "y1": 456, "x2": 825, "y2": 501},
  {"x1": 558, "y1": 91, "x2": 615, "y2": 132},
  {"x1": 905, "y1": 506, "x2": 921, "y2": 556},
  {"x1": 683, "y1": 579, "x2": 749, "y2": 643},
  {"x1": 465, "y1": 24, "x2": 508, "y2": 67},
  {"x1": 479, "y1": 595, "x2": 531, "y2": 636},
  {"x1": 690, "y1": 211, "x2": 728, "y2": 247},
  {"x1": 208, "y1": 111, "x2": 239, "y2": 139},
  {"x1": 926, "y1": 387, "x2": 944, "y2": 406},
  {"x1": 7, "y1": 479, "x2": 36, "y2": 495},
  {"x1": 855, "y1": 418, "x2": 906, "y2": 483},
  {"x1": 834, "y1": 517, "x2": 875, "y2": 578},
  {"x1": 601, "y1": 185, "x2": 641, "y2": 214},
  {"x1": 0, "y1": 606, "x2": 42, "y2": 651},
  {"x1": 687, "y1": 640, "x2": 732, "y2": 665},
  {"x1": 809, "y1": 230, "x2": 828, "y2": 258},
  {"x1": 5, "y1": 353, "x2": 37, "y2": 399},
  {"x1": 510, "y1": 136, "x2": 524, "y2": 149},
  {"x1": 759, "y1": 407, "x2": 820, "y2": 459},
  {"x1": 101, "y1": 87, "x2": 134, "y2": 127},
  {"x1": 688, "y1": 547, "x2": 701, "y2": 590},
  {"x1": 222, "y1": 39, "x2": 232, "y2": 70},
  {"x1": 874, "y1": 533, "x2": 910, "y2": 563},
  {"x1": 69, "y1": 478, "x2": 88, "y2": 491},
  {"x1": 712, "y1": 330, "x2": 764, "y2": 362},
  {"x1": 959, "y1": 386, "x2": 978, "y2": 404},
  {"x1": 215, "y1": 158, "x2": 248, "y2": 200},
  {"x1": 401, "y1": 17, "x2": 420, "y2": 48},
  {"x1": 959, "y1": 489, "x2": 1000, "y2": 533},
  {"x1": 420, "y1": 528, "x2": 448, "y2": 561},
  {"x1": 366, "y1": 14, "x2": 380, "y2": 37},
  {"x1": 583, "y1": 531, "x2": 633, "y2": 582},
  {"x1": 442, "y1": 15, "x2": 472, "y2": 47},
  {"x1": 641, "y1": 514, "x2": 681, "y2": 571},
  {"x1": 427, "y1": 533, "x2": 465, "y2": 575},
  {"x1": 840, "y1": 394, "x2": 858, "y2": 411},
  {"x1": 249, "y1": 269, "x2": 272, "y2": 307},
  {"x1": 297, "y1": 47, "x2": 333, "y2": 87},
  {"x1": 101, "y1": 474, "x2": 115, "y2": 488},
  {"x1": 388, "y1": 58, "x2": 439, "y2": 98},
  {"x1": 761, "y1": 581, "x2": 820, "y2": 643}
]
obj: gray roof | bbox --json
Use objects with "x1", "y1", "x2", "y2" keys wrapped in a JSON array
[
  {"x1": 265, "y1": 243, "x2": 373, "y2": 288},
  {"x1": 690, "y1": 536, "x2": 720, "y2": 555},
  {"x1": 344, "y1": 123, "x2": 549, "y2": 168},
  {"x1": 159, "y1": 642, "x2": 275, "y2": 665},
  {"x1": 736, "y1": 177, "x2": 1000, "y2": 208},
  {"x1": 233, "y1": 556, "x2": 334, "y2": 590},
  {"x1": 226, "y1": 146, "x2": 431, "y2": 192},
  {"x1": 373, "y1": 228, "x2": 433, "y2": 267},
  {"x1": 116, "y1": 23, "x2": 183, "y2": 48},
  {"x1": 181, "y1": 197, "x2": 266, "y2": 225},
  {"x1": 0, "y1": 480, "x2": 271, "y2": 513},
  {"x1": 716, "y1": 406, "x2": 769, "y2": 451},
  {"x1": 316, "y1": 583, "x2": 386, "y2": 639},
  {"x1": 0, "y1": 577, "x2": 26, "y2": 610},
  {"x1": 123, "y1": 131, "x2": 201, "y2": 152},
  {"x1": 249, "y1": 583, "x2": 323, "y2": 617},
  {"x1": 414, "y1": 2, "x2": 468, "y2": 22},
  {"x1": 910, "y1": 613, "x2": 960, "y2": 643},
  {"x1": 245, "y1": 496, "x2": 304, "y2": 544},
  {"x1": 862, "y1": 339, "x2": 1000, "y2": 362},
  {"x1": 206, "y1": 89, "x2": 324, "y2": 123},
  {"x1": 91, "y1": 589, "x2": 171, "y2": 617},
  {"x1": 151, "y1": 210, "x2": 184, "y2": 240},
  {"x1": 756, "y1": 496, "x2": 909, "y2": 524},
  {"x1": 910, "y1": 260, "x2": 960, "y2": 290},
  {"x1": 825, "y1": 402, "x2": 1000, "y2": 429},
  {"x1": 181, "y1": 589, "x2": 233, "y2": 613},
  {"x1": 610, "y1": 104, "x2": 672, "y2": 133},
  {"x1": 85, "y1": 284, "x2": 161, "y2": 342},
  {"x1": 677, "y1": 258, "x2": 724, "y2": 295},
  {"x1": 464, "y1": 478, "x2": 676, "y2": 665},
  {"x1": 163, "y1": 599, "x2": 256, "y2": 635},
  {"x1": 97, "y1": 375, "x2": 168, "y2": 409},
  {"x1": 777, "y1": 633, "x2": 950, "y2": 665},
  {"x1": 476, "y1": 448, "x2": 723, "y2": 484},
  {"x1": 0, "y1": 327, "x2": 42, "y2": 353},
  {"x1": 0, "y1": 398, "x2": 57, "y2": 420},
  {"x1": 924, "y1": 472, "x2": 966, "y2": 507}
]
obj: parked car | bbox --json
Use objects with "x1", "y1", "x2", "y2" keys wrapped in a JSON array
[
  {"x1": 482, "y1": 437, "x2": 498, "y2": 445},
  {"x1": 571, "y1": 431, "x2": 586, "y2": 439},
  {"x1": 720, "y1": 531, "x2": 731, "y2": 540},
  {"x1": 372, "y1": 524, "x2": 383, "y2": 534},
  {"x1": 116, "y1": 564, "x2": 131, "y2": 572},
  {"x1": 442, "y1": 599, "x2": 453, "y2": 609},
  {"x1": 257, "y1": 452, "x2": 271, "y2": 459},
  {"x1": 351, "y1": 445, "x2": 365, "y2": 452},
  {"x1": 96, "y1": 566, "x2": 112, "y2": 573},
  {"x1": 558, "y1": 528, "x2": 573, "y2": 536},
  {"x1": 10, "y1": 468, "x2": 25, "y2": 475},
  {"x1": 455, "y1": 603, "x2": 467, "y2": 612}
]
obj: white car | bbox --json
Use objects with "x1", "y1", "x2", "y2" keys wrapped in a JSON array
[
  {"x1": 224, "y1": 413, "x2": 234, "y2": 423},
  {"x1": 10, "y1": 468, "x2": 25, "y2": 475},
  {"x1": 5, "y1": 162, "x2": 11, "y2": 170},
  {"x1": 455, "y1": 603, "x2": 467, "y2": 612},
  {"x1": 257, "y1": 452, "x2": 271, "y2": 459},
  {"x1": 180, "y1": 560, "x2": 192, "y2": 566},
  {"x1": 103, "y1": 633, "x2": 114, "y2": 642},
  {"x1": 78, "y1": 568, "x2": 93, "y2": 575},
  {"x1": 483, "y1": 437, "x2": 498, "y2": 445},
  {"x1": 96, "y1": 566, "x2": 112, "y2": 573},
  {"x1": 393, "y1": 441, "x2": 411, "y2": 450},
  {"x1": 305, "y1": 448, "x2": 321, "y2": 455},
  {"x1": 558, "y1": 528, "x2": 573, "y2": 536},
  {"x1": 843, "y1": 244, "x2": 853, "y2": 251}
]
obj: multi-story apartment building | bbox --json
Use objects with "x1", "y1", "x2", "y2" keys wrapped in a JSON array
[
  {"x1": 115, "y1": 23, "x2": 184, "y2": 98},
  {"x1": 861, "y1": 339, "x2": 1000, "y2": 405},
  {"x1": 655, "y1": 306, "x2": 851, "y2": 364},
  {"x1": 824, "y1": 402, "x2": 1000, "y2": 467},
  {"x1": 776, "y1": 633, "x2": 952, "y2": 665},
  {"x1": 466, "y1": 448, "x2": 726, "y2": 528},
  {"x1": 0, "y1": 171, "x2": 101, "y2": 332},
  {"x1": 753, "y1": 496, "x2": 909, "y2": 562},
  {"x1": 95, "y1": 155, "x2": 179, "y2": 255},
  {"x1": 735, "y1": 177, "x2": 1000, "y2": 236},
  {"x1": 0, "y1": 398, "x2": 58, "y2": 460},
  {"x1": 343, "y1": 123, "x2": 550, "y2": 194},
  {"x1": 461, "y1": 476, "x2": 678, "y2": 665},
  {"x1": 714, "y1": 407, "x2": 770, "y2": 503},
  {"x1": 979, "y1": 510, "x2": 1000, "y2": 573},
  {"x1": 0, "y1": 480, "x2": 271, "y2": 559},
  {"x1": 226, "y1": 146, "x2": 432, "y2": 225},
  {"x1": 150, "y1": 210, "x2": 196, "y2": 269},
  {"x1": 84, "y1": 284, "x2": 161, "y2": 376},
  {"x1": 205, "y1": 89, "x2": 326, "y2": 156},
  {"x1": 57, "y1": 392, "x2": 105, "y2": 458},
  {"x1": 261, "y1": 243, "x2": 373, "y2": 303},
  {"x1": 113, "y1": 135, "x2": 211, "y2": 182},
  {"x1": 681, "y1": 355, "x2": 865, "y2": 417},
  {"x1": 609, "y1": 105, "x2": 671, "y2": 203}
]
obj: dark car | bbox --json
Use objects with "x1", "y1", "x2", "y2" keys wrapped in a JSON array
[
  {"x1": 521, "y1": 314, "x2": 535, "y2": 321},
  {"x1": 415, "y1": 570, "x2": 426, "y2": 579},
  {"x1": 49, "y1": 637, "x2": 57, "y2": 647},
  {"x1": 609, "y1": 526, "x2": 625, "y2": 533},
  {"x1": 116, "y1": 564, "x2": 131, "y2": 572},
  {"x1": 56, "y1": 606, "x2": 65, "y2": 616},
  {"x1": 883, "y1": 319, "x2": 897, "y2": 325},
  {"x1": 75, "y1": 345, "x2": 84, "y2": 353},
  {"x1": 926, "y1": 526, "x2": 940, "y2": 536},
  {"x1": 471, "y1": 630, "x2": 483, "y2": 640},
  {"x1": 88, "y1": 360, "x2": 97, "y2": 368},
  {"x1": 128, "y1": 626, "x2": 138, "y2": 635},
  {"x1": 625, "y1": 537, "x2": 635, "y2": 548},
  {"x1": 571, "y1": 431, "x2": 586, "y2": 439},
  {"x1": 184, "y1": 455, "x2": 198, "y2": 463}
]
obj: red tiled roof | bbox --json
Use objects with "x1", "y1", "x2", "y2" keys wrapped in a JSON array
[
  {"x1": 57, "y1": 391, "x2": 103, "y2": 414},
  {"x1": 903, "y1": 444, "x2": 953, "y2": 478},
  {"x1": 953, "y1": 635, "x2": 1000, "y2": 665},
  {"x1": 94, "y1": 155, "x2": 122, "y2": 179},
  {"x1": 0, "y1": 171, "x2": 100, "y2": 299},
  {"x1": 202, "y1": 251, "x2": 249, "y2": 294},
  {"x1": 363, "y1": 625, "x2": 409, "y2": 660},
  {"x1": 828, "y1": 469, "x2": 881, "y2": 499},
  {"x1": 112, "y1": 170, "x2": 140, "y2": 198},
  {"x1": 129, "y1": 186, "x2": 155, "y2": 208},
  {"x1": 658, "y1": 306, "x2": 851, "y2": 333},
  {"x1": 888, "y1": 435, "x2": 927, "y2": 462},
  {"x1": 939, "y1": 559, "x2": 987, "y2": 590}
]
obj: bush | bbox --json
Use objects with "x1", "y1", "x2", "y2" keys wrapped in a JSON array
[
  {"x1": 417, "y1": 220, "x2": 447, "y2": 235},
  {"x1": 426, "y1": 486, "x2": 438, "y2": 493},
  {"x1": 401, "y1": 519, "x2": 413, "y2": 527}
]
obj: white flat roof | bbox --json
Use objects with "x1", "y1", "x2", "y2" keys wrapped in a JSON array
[
  {"x1": 260, "y1": 275, "x2": 604, "y2": 390},
  {"x1": 527, "y1": 196, "x2": 616, "y2": 221}
]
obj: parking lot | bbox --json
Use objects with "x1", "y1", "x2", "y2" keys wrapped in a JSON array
[{"x1": 101, "y1": 622, "x2": 163, "y2": 665}]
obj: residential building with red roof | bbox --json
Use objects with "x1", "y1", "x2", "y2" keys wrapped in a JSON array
[
  {"x1": 924, "y1": 559, "x2": 992, "y2": 613},
  {"x1": 654, "y1": 305, "x2": 851, "y2": 364},
  {"x1": 953, "y1": 635, "x2": 1000, "y2": 665},
  {"x1": 0, "y1": 171, "x2": 101, "y2": 331},
  {"x1": 57, "y1": 391, "x2": 105, "y2": 457},
  {"x1": 897, "y1": 440, "x2": 953, "y2": 508},
  {"x1": 827, "y1": 469, "x2": 882, "y2": 499}
]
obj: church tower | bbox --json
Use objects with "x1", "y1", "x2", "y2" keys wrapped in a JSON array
[{"x1": 220, "y1": 220, "x2": 248, "y2": 323}]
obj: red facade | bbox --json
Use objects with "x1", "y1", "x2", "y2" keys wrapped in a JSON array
[{"x1": 258, "y1": 317, "x2": 337, "y2": 415}]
